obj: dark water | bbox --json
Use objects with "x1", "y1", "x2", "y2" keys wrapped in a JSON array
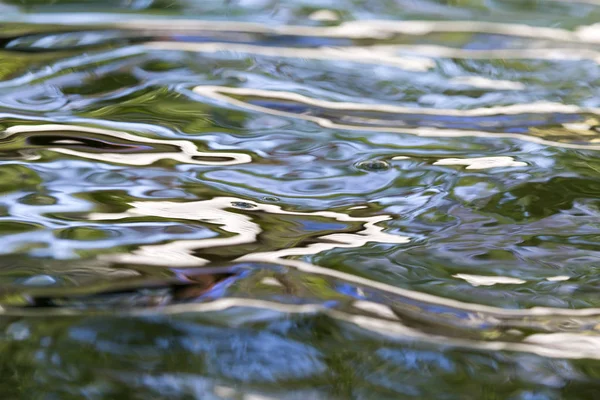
[{"x1": 0, "y1": 0, "x2": 600, "y2": 398}]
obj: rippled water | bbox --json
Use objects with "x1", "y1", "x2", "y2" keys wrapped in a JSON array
[{"x1": 1, "y1": 0, "x2": 600, "y2": 398}]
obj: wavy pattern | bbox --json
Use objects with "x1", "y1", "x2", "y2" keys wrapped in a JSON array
[
  {"x1": 5, "y1": 124, "x2": 251, "y2": 165},
  {"x1": 192, "y1": 85, "x2": 600, "y2": 149},
  {"x1": 0, "y1": 1, "x2": 600, "y2": 398}
]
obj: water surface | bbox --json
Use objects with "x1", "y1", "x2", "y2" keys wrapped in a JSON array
[{"x1": 0, "y1": 0, "x2": 600, "y2": 398}]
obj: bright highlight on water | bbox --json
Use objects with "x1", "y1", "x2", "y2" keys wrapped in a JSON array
[{"x1": 0, "y1": 0, "x2": 599, "y2": 398}]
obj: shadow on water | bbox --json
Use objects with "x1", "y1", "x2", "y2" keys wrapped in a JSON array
[{"x1": 0, "y1": 0, "x2": 599, "y2": 398}]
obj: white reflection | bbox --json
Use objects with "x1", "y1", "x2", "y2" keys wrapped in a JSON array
[
  {"x1": 546, "y1": 276, "x2": 570, "y2": 282},
  {"x1": 240, "y1": 256, "x2": 600, "y2": 319},
  {"x1": 576, "y1": 22, "x2": 600, "y2": 42},
  {"x1": 353, "y1": 300, "x2": 399, "y2": 320},
  {"x1": 550, "y1": 0, "x2": 600, "y2": 4},
  {"x1": 145, "y1": 42, "x2": 434, "y2": 72},
  {"x1": 142, "y1": 35, "x2": 600, "y2": 70},
  {"x1": 562, "y1": 118, "x2": 599, "y2": 132},
  {"x1": 4, "y1": 124, "x2": 251, "y2": 166},
  {"x1": 372, "y1": 44, "x2": 600, "y2": 65},
  {"x1": 434, "y1": 156, "x2": 527, "y2": 170},
  {"x1": 308, "y1": 10, "x2": 339, "y2": 22},
  {"x1": 89, "y1": 197, "x2": 258, "y2": 266},
  {"x1": 244, "y1": 395, "x2": 277, "y2": 400},
  {"x1": 5, "y1": 294, "x2": 600, "y2": 360},
  {"x1": 344, "y1": 310, "x2": 600, "y2": 360},
  {"x1": 133, "y1": 297, "x2": 600, "y2": 361},
  {"x1": 193, "y1": 86, "x2": 600, "y2": 151},
  {"x1": 194, "y1": 85, "x2": 600, "y2": 117},
  {"x1": 260, "y1": 277, "x2": 283, "y2": 287},
  {"x1": 453, "y1": 274, "x2": 527, "y2": 286},
  {"x1": 214, "y1": 386, "x2": 236, "y2": 398},
  {"x1": 450, "y1": 76, "x2": 525, "y2": 91},
  {"x1": 89, "y1": 196, "x2": 408, "y2": 266},
  {"x1": 524, "y1": 333, "x2": 600, "y2": 357},
  {"x1": 115, "y1": 19, "x2": 600, "y2": 44}
]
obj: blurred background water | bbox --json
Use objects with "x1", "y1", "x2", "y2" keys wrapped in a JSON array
[{"x1": 0, "y1": 0, "x2": 599, "y2": 398}]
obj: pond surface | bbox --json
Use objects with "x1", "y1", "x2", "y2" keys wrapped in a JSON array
[{"x1": 0, "y1": 0, "x2": 600, "y2": 398}]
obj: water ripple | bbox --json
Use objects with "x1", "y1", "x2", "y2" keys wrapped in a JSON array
[
  {"x1": 4, "y1": 124, "x2": 251, "y2": 165},
  {"x1": 0, "y1": 2, "x2": 599, "y2": 397}
]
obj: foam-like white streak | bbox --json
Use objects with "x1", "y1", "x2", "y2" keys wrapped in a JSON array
[
  {"x1": 454, "y1": 274, "x2": 527, "y2": 286},
  {"x1": 193, "y1": 86, "x2": 600, "y2": 151},
  {"x1": 89, "y1": 196, "x2": 408, "y2": 266},
  {"x1": 194, "y1": 86, "x2": 599, "y2": 117},
  {"x1": 145, "y1": 41, "x2": 434, "y2": 72},
  {"x1": 5, "y1": 124, "x2": 251, "y2": 166},
  {"x1": 450, "y1": 76, "x2": 526, "y2": 90},
  {"x1": 434, "y1": 157, "x2": 527, "y2": 170},
  {"x1": 546, "y1": 276, "x2": 571, "y2": 282},
  {"x1": 116, "y1": 19, "x2": 600, "y2": 44}
]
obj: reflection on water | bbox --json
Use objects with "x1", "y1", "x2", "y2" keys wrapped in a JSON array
[
  {"x1": 5, "y1": 124, "x2": 251, "y2": 165},
  {"x1": 0, "y1": 0, "x2": 600, "y2": 398}
]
